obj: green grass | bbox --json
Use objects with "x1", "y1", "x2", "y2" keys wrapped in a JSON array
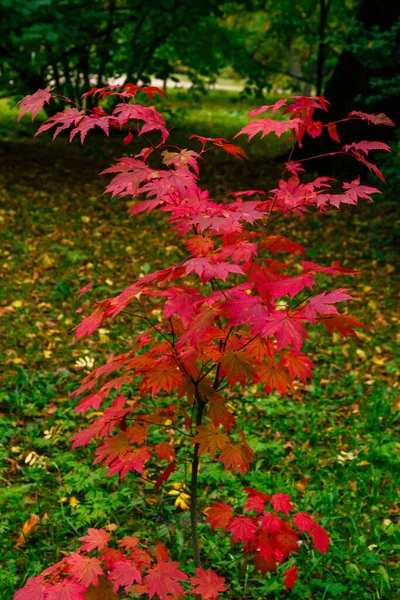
[{"x1": 0, "y1": 89, "x2": 399, "y2": 599}]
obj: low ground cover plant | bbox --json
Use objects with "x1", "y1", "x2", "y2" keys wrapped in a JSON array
[{"x1": 14, "y1": 85, "x2": 393, "y2": 599}]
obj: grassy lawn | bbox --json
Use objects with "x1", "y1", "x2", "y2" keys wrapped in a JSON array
[{"x1": 0, "y1": 90, "x2": 399, "y2": 599}]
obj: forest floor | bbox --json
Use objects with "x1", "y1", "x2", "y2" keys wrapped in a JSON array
[{"x1": 0, "y1": 90, "x2": 399, "y2": 599}]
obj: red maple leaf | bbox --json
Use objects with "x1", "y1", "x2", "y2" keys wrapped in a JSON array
[
  {"x1": 18, "y1": 87, "x2": 53, "y2": 121},
  {"x1": 293, "y1": 512, "x2": 315, "y2": 534},
  {"x1": 65, "y1": 554, "x2": 103, "y2": 588},
  {"x1": 310, "y1": 524, "x2": 330, "y2": 554},
  {"x1": 319, "y1": 313, "x2": 364, "y2": 337},
  {"x1": 227, "y1": 516, "x2": 257, "y2": 543},
  {"x1": 343, "y1": 140, "x2": 391, "y2": 155},
  {"x1": 205, "y1": 502, "x2": 233, "y2": 530},
  {"x1": 302, "y1": 288, "x2": 353, "y2": 322},
  {"x1": 190, "y1": 568, "x2": 227, "y2": 599},
  {"x1": 108, "y1": 559, "x2": 142, "y2": 594},
  {"x1": 348, "y1": 110, "x2": 394, "y2": 126},
  {"x1": 263, "y1": 235, "x2": 306, "y2": 255},
  {"x1": 144, "y1": 561, "x2": 188, "y2": 600},
  {"x1": 78, "y1": 528, "x2": 110, "y2": 552},
  {"x1": 243, "y1": 488, "x2": 270, "y2": 515},
  {"x1": 218, "y1": 443, "x2": 254, "y2": 475},
  {"x1": 154, "y1": 542, "x2": 170, "y2": 563},
  {"x1": 220, "y1": 350, "x2": 256, "y2": 386},
  {"x1": 257, "y1": 359, "x2": 293, "y2": 396},
  {"x1": 259, "y1": 512, "x2": 284, "y2": 534},
  {"x1": 282, "y1": 351, "x2": 314, "y2": 383},
  {"x1": 262, "y1": 311, "x2": 308, "y2": 351},
  {"x1": 270, "y1": 492, "x2": 293, "y2": 516},
  {"x1": 247, "y1": 99, "x2": 287, "y2": 117},
  {"x1": 218, "y1": 143, "x2": 248, "y2": 161},
  {"x1": 155, "y1": 442, "x2": 176, "y2": 461},
  {"x1": 276, "y1": 523, "x2": 300, "y2": 558},
  {"x1": 283, "y1": 565, "x2": 298, "y2": 591},
  {"x1": 14, "y1": 576, "x2": 46, "y2": 600},
  {"x1": 192, "y1": 423, "x2": 228, "y2": 458},
  {"x1": 45, "y1": 581, "x2": 87, "y2": 600},
  {"x1": 235, "y1": 118, "x2": 301, "y2": 141},
  {"x1": 141, "y1": 363, "x2": 184, "y2": 395}
]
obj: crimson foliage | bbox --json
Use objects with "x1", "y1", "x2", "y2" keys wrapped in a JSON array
[{"x1": 15, "y1": 85, "x2": 392, "y2": 599}]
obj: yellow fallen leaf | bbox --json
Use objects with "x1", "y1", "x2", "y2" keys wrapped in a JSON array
[
  {"x1": 356, "y1": 460, "x2": 370, "y2": 466},
  {"x1": 15, "y1": 514, "x2": 40, "y2": 547},
  {"x1": 81, "y1": 215, "x2": 91, "y2": 223},
  {"x1": 11, "y1": 300, "x2": 23, "y2": 308},
  {"x1": 11, "y1": 357, "x2": 24, "y2": 365}
]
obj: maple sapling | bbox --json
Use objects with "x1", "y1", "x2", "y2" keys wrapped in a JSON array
[{"x1": 15, "y1": 86, "x2": 393, "y2": 599}]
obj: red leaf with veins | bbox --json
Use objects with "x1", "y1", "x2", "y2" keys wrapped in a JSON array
[
  {"x1": 78, "y1": 528, "x2": 110, "y2": 552},
  {"x1": 262, "y1": 311, "x2": 308, "y2": 352},
  {"x1": 235, "y1": 118, "x2": 301, "y2": 141},
  {"x1": 270, "y1": 492, "x2": 294, "y2": 516},
  {"x1": 318, "y1": 313, "x2": 364, "y2": 337},
  {"x1": 301, "y1": 288, "x2": 353, "y2": 322},
  {"x1": 257, "y1": 359, "x2": 293, "y2": 396},
  {"x1": 108, "y1": 559, "x2": 142, "y2": 593},
  {"x1": 293, "y1": 512, "x2": 315, "y2": 534},
  {"x1": 282, "y1": 351, "x2": 314, "y2": 384},
  {"x1": 247, "y1": 99, "x2": 287, "y2": 117},
  {"x1": 18, "y1": 87, "x2": 53, "y2": 121},
  {"x1": 14, "y1": 576, "x2": 46, "y2": 600},
  {"x1": 259, "y1": 512, "x2": 284, "y2": 534},
  {"x1": 192, "y1": 423, "x2": 228, "y2": 458},
  {"x1": 190, "y1": 568, "x2": 227, "y2": 599},
  {"x1": 144, "y1": 561, "x2": 188, "y2": 600},
  {"x1": 227, "y1": 516, "x2": 257, "y2": 543},
  {"x1": 348, "y1": 110, "x2": 394, "y2": 126},
  {"x1": 65, "y1": 554, "x2": 103, "y2": 587},
  {"x1": 36, "y1": 108, "x2": 84, "y2": 139},
  {"x1": 45, "y1": 581, "x2": 87, "y2": 600},
  {"x1": 219, "y1": 443, "x2": 254, "y2": 474},
  {"x1": 343, "y1": 140, "x2": 391, "y2": 155},
  {"x1": 205, "y1": 502, "x2": 233, "y2": 530}
]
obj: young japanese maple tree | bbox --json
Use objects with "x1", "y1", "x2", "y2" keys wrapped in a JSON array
[{"x1": 15, "y1": 85, "x2": 393, "y2": 600}]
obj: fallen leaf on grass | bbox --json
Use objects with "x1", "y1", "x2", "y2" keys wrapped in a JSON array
[{"x1": 15, "y1": 514, "x2": 40, "y2": 547}]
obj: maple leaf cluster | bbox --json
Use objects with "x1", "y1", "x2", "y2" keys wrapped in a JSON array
[
  {"x1": 206, "y1": 488, "x2": 329, "y2": 591},
  {"x1": 14, "y1": 529, "x2": 226, "y2": 600},
  {"x1": 16, "y1": 84, "x2": 392, "y2": 598}
]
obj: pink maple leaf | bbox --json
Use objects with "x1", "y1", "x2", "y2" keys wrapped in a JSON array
[
  {"x1": 36, "y1": 108, "x2": 84, "y2": 139},
  {"x1": 65, "y1": 554, "x2": 103, "y2": 588},
  {"x1": 78, "y1": 528, "x2": 110, "y2": 552},
  {"x1": 13, "y1": 576, "x2": 46, "y2": 600},
  {"x1": 301, "y1": 287, "x2": 353, "y2": 322},
  {"x1": 17, "y1": 87, "x2": 53, "y2": 121},
  {"x1": 262, "y1": 311, "x2": 308, "y2": 351},
  {"x1": 235, "y1": 118, "x2": 301, "y2": 142},
  {"x1": 190, "y1": 568, "x2": 227, "y2": 599},
  {"x1": 45, "y1": 581, "x2": 87, "y2": 600},
  {"x1": 108, "y1": 559, "x2": 142, "y2": 593},
  {"x1": 144, "y1": 561, "x2": 188, "y2": 600}
]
